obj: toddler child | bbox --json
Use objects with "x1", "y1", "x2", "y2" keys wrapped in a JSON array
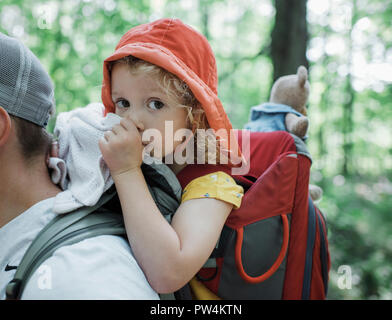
[{"x1": 99, "y1": 18, "x2": 245, "y2": 298}]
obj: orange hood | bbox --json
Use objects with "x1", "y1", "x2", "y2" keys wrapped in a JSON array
[{"x1": 101, "y1": 18, "x2": 243, "y2": 166}]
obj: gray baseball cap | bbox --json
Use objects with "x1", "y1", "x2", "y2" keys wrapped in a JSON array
[{"x1": 0, "y1": 32, "x2": 55, "y2": 127}]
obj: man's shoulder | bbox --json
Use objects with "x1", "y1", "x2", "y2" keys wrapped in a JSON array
[
  {"x1": 55, "y1": 234, "x2": 132, "y2": 259},
  {"x1": 21, "y1": 234, "x2": 159, "y2": 300}
]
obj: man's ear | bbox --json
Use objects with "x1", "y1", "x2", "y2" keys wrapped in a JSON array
[{"x1": 0, "y1": 107, "x2": 12, "y2": 147}]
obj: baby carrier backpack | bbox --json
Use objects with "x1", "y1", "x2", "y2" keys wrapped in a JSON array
[{"x1": 175, "y1": 130, "x2": 330, "y2": 299}]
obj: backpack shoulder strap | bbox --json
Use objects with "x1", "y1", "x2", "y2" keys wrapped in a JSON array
[{"x1": 5, "y1": 190, "x2": 126, "y2": 300}]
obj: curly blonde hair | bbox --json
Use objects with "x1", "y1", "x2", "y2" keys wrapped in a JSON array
[{"x1": 108, "y1": 55, "x2": 222, "y2": 164}]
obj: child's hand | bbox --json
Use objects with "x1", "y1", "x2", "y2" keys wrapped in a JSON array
[{"x1": 99, "y1": 116, "x2": 143, "y2": 178}]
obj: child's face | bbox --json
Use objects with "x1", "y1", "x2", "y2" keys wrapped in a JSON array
[{"x1": 111, "y1": 63, "x2": 189, "y2": 159}]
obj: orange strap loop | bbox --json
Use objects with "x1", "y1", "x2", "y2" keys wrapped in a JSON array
[{"x1": 235, "y1": 214, "x2": 290, "y2": 284}]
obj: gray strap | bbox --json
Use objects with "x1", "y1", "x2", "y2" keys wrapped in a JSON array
[
  {"x1": 289, "y1": 133, "x2": 312, "y2": 162},
  {"x1": 6, "y1": 161, "x2": 182, "y2": 300},
  {"x1": 6, "y1": 190, "x2": 120, "y2": 300}
]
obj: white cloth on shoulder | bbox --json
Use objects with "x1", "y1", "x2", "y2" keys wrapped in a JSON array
[{"x1": 48, "y1": 103, "x2": 121, "y2": 214}]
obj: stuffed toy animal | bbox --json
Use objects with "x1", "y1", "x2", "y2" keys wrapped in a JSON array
[
  {"x1": 244, "y1": 65, "x2": 322, "y2": 201},
  {"x1": 245, "y1": 65, "x2": 310, "y2": 139}
]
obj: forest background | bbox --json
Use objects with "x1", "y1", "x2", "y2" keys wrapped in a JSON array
[{"x1": 1, "y1": 0, "x2": 391, "y2": 299}]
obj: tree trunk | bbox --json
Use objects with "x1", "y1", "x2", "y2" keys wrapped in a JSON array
[
  {"x1": 271, "y1": 0, "x2": 309, "y2": 81},
  {"x1": 342, "y1": 1, "x2": 357, "y2": 176},
  {"x1": 317, "y1": 8, "x2": 332, "y2": 162},
  {"x1": 199, "y1": 0, "x2": 210, "y2": 40}
]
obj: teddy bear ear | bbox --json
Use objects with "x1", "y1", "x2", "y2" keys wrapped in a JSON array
[{"x1": 297, "y1": 65, "x2": 308, "y2": 87}]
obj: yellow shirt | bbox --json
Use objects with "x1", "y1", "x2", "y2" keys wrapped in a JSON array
[
  {"x1": 181, "y1": 171, "x2": 244, "y2": 210},
  {"x1": 180, "y1": 171, "x2": 244, "y2": 299}
]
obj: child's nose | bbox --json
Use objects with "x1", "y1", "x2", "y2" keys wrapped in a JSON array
[{"x1": 126, "y1": 109, "x2": 144, "y2": 132}]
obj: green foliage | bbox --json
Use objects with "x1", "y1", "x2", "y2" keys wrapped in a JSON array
[
  {"x1": 0, "y1": 0, "x2": 275, "y2": 131},
  {"x1": 307, "y1": 0, "x2": 392, "y2": 177},
  {"x1": 0, "y1": 0, "x2": 153, "y2": 131},
  {"x1": 315, "y1": 174, "x2": 392, "y2": 299},
  {"x1": 306, "y1": 0, "x2": 392, "y2": 299}
]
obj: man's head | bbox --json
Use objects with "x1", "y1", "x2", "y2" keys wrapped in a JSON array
[{"x1": 0, "y1": 32, "x2": 55, "y2": 165}]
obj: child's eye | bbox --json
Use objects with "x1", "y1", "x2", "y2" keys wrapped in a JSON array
[
  {"x1": 147, "y1": 100, "x2": 164, "y2": 110},
  {"x1": 115, "y1": 99, "x2": 130, "y2": 109}
]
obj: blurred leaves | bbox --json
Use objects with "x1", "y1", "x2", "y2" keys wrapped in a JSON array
[{"x1": 317, "y1": 174, "x2": 392, "y2": 299}]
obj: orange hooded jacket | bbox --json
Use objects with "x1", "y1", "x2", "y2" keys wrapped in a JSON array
[{"x1": 101, "y1": 18, "x2": 244, "y2": 166}]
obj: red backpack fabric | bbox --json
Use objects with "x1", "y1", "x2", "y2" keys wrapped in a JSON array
[{"x1": 176, "y1": 130, "x2": 330, "y2": 299}]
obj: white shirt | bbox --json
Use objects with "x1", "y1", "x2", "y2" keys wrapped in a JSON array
[{"x1": 0, "y1": 197, "x2": 159, "y2": 300}]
